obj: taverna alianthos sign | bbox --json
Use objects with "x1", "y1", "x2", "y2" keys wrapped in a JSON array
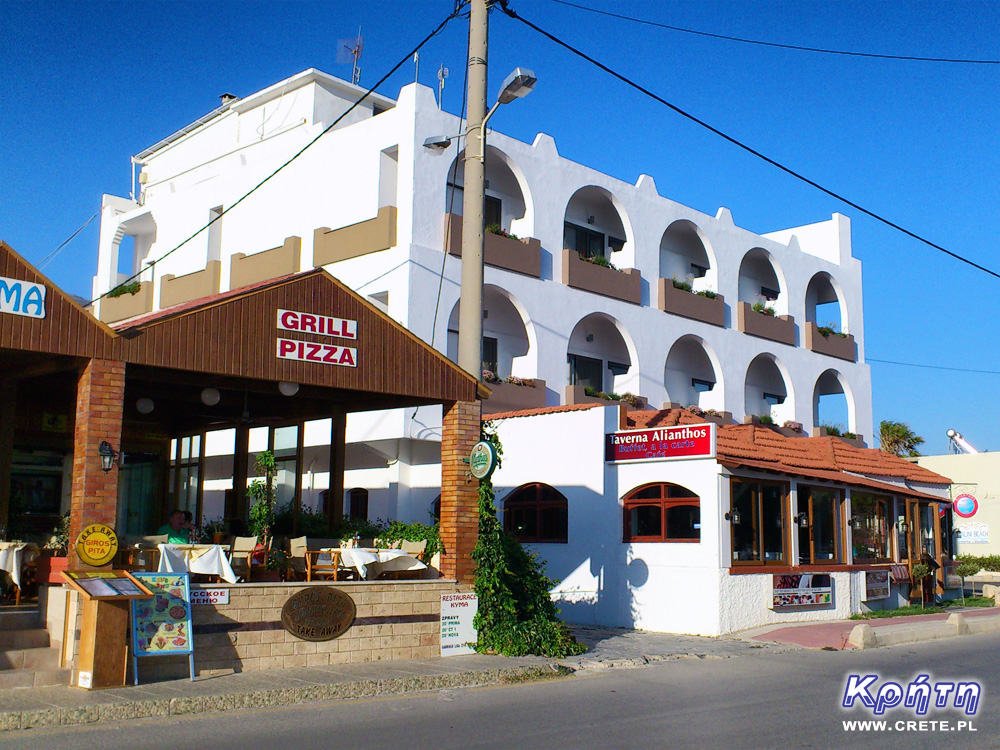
[{"x1": 0, "y1": 276, "x2": 46, "y2": 319}]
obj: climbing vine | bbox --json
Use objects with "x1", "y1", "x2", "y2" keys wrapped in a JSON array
[{"x1": 472, "y1": 425, "x2": 585, "y2": 657}]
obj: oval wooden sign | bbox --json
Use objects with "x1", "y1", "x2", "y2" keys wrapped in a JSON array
[{"x1": 280, "y1": 587, "x2": 356, "y2": 642}]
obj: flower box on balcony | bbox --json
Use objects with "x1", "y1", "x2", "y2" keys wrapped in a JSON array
[
  {"x1": 657, "y1": 279, "x2": 725, "y2": 327},
  {"x1": 565, "y1": 384, "x2": 647, "y2": 409},
  {"x1": 445, "y1": 214, "x2": 541, "y2": 278},
  {"x1": 812, "y1": 427, "x2": 866, "y2": 448},
  {"x1": 561, "y1": 249, "x2": 641, "y2": 305},
  {"x1": 737, "y1": 301, "x2": 796, "y2": 346},
  {"x1": 482, "y1": 378, "x2": 547, "y2": 415},
  {"x1": 804, "y1": 322, "x2": 856, "y2": 362},
  {"x1": 98, "y1": 281, "x2": 153, "y2": 323},
  {"x1": 671, "y1": 405, "x2": 734, "y2": 426}
]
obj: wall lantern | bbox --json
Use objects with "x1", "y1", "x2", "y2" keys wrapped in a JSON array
[
  {"x1": 724, "y1": 508, "x2": 742, "y2": 525},
  {"x1": 135, "y1": 397, "x2": 155, "y2": 415},
  {"x1": 795, "y1": 512, "x2": 810, "y2": 529},
  {"x1": 98, "y1": 441, "x2": 120, "y2": 473},
  {"x1": 201, "y1": 387, "x2": 221, "y2": 406},
  {"x1": 850, "y1": 516, "x2": 863, "y2": 531},
  {"x1": 898, "y1": 519, "x2": 909, "y2": 534},
  {"x1": 278, "y1": 381, "x2": 300, "y2": 397}
]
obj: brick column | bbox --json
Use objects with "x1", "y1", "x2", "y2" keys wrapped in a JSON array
[
  {"x1": 439, "y1": 399, "x2": 482, "y2": 583},
  {"x1": 69, "y1": 359, "x2": 125, "y2": 567}
]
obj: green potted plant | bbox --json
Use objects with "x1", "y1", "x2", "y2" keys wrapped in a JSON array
[
  {"x1": 955, "y1": 560, "x2": 981, "y2": 606},
  {"x1": 247, "y1": 451, "x2": 282, "y2": 581},
  {"x1": 911, "y1": 562, "x2": 931, "y2": 609},
  {"x1": 36, "y1": 513, "x2": 70, "y2": 584}
]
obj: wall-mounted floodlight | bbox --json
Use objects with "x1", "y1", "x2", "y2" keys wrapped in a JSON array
[
  {"x1": 496, "y1": 67, "x2": 537, "y2": 105},
  {"x1": 423, "y1": 135, "x2": 456, "y2": 150}
]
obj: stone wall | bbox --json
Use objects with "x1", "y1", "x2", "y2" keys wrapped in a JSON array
[{"x1": 139, "y1": 580, "x2": 470, "y2": 680}]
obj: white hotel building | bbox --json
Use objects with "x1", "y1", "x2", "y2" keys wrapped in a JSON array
[{"x1": 91, "y1": 69, "x2": 873, "y2": 536}]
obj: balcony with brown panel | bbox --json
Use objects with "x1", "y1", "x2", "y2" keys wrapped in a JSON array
[
  {"x1": 98, "y1": 281, "x2": 153, "y2": 323},
  {"x1": 804, "y1": 322, "x2": 857, "y2": 362},
  {"x1": 481, "y1": 378, "x2": 547, "y2": 415},
  {"x1": 657, "y1": 278, "x2": 725, "y2": 327},
  {"x1": 230, "y1": 236, "x2": 301, "y2": 290},
  {"x1": 313, "y1": 206, "x2": 397, "y2": 266},
  {"x1": 561, "y1": 249, "x2": 641, "y2": 306},
  {"x1": 737, "y1": 301, "x2": 796, "y2": 347},
  {"x1": 160, "y1": 261, "x2": 222, "y2": 308},
  {"x1": 444, "y1": 213, "x2": 541, "y2": 278}
]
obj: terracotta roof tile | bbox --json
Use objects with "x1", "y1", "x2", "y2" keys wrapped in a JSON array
[{"x1": 482, "y1": 403, "x2": 605, "y2": 421}]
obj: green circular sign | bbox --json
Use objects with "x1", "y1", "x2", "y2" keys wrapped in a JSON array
[{"x1": 469, "y1": 440, "x2": 498, "y2": 480}]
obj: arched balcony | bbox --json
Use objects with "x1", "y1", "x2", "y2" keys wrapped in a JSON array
[
  {"x1": 561, "y1": 186, "x2": 640, "y2": 304},
  {"x1": 744, "y1": 354, "x2": 795, "y2": 425},
  {"x1": 446, "y1": 285, "x2": 545, "y2": 414},
  {"x1": 737, "y1": 248, "x2": 794, "y2": 346},
  {"x1": 657, "y1": 220, "x2": 724, "y2": 326},
  {"x1": 664, "y1": 335, "x2": 725, "y2": 413},
  {"x1": 565, "y1": 313, "x2": 645, "y2": 407},
  {"x1": 813, "y1": 369, "x2": 860, "y2": 443},
  {"x1": 804, "y1": 272, "x2": 856, "y2": 361},
  {"x1": 443, "y1": 146, "x2": 541, "y2": 278}
]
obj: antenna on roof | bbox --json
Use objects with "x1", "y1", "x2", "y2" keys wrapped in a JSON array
[
  {"x1": 436, "y1": 64, "x2": 449, "y2": 109},
  {"x1": 337, "y1": 27, "x2": 364, "y2": 85}
]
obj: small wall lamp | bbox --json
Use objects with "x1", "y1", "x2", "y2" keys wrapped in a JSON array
[
  {"x1": 898, "y1": 520, "x2": 909, "y2": 534},
  {"x1": 724, "y1": 508, "x2": 742, "y2": 525},
  {"x1": 98, "y1": 441, "x2": 120, "y2": 473},
  {"x1": 795, "y1": 512, "x2": 810, "y2": 529}
]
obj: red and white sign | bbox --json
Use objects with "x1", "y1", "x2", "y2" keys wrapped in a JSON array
[
  {"x1": 605, "y1": 424, "x2": 715, "y2": 463},
  {"x1": 276, "y1": 338, "x2": 357, "y2": 367},
  {"x1": 277, "y1": 309, "x2": 357, "y2": 339}
]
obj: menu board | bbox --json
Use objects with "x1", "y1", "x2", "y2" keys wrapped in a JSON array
[
  {"x1": 772, "y1": 573, "x2": 833, "y2": 608},
  {"x1": 865, "y1": 570, "x2": 891, "y2": 601},
  {"x1": 130, "y1": 573, "x2": 194, "y2": 656},
  {"x1": 61, "y1": 570, "x2": 153, "y2": 600}
]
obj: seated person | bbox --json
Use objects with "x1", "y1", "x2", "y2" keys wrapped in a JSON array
[{"x1": 157, "y1": 509, "x2": 194, "y2": 544}]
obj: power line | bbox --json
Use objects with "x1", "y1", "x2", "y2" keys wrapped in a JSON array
[
  {"x1": 37, "y1": 209, "x2": 100, "y2": 270},
  {"x1": 545, "y1": 0, "x2": 1000, "y2": 65},
  {"x1": 497, "y1": 3, "x2": 1000, "y2": 282},
  {"x1": 868, "y1": 357, "x2": 1000, "y2": 376},
  {"x1": 88, "y1": 9, "x2": 461, "y2": 307}
]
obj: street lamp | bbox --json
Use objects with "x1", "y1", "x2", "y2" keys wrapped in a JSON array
[{"x1": 456, "y1": 66, "x2": 537, "y2": 378}]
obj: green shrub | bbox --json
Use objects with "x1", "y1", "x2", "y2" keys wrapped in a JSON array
[
  {"x1": 957, "y1": 554, "x2": 1000, "y2": 572},
  {"x1": 272, "y1": 502, "x2": 330, "y2": 537},
  {"x1": 106, "y1": 281, "x2": 141, "y2": 298},
  {"x1": 695, "y1": 289, "x2": 718, "y2": 299},
  {"x1": 378, "y1": 520, "x2": 441, "y2": 559},
  {"x1": 671, "y1": 276, "x2": 692, "y2": 292},
  {"x1": 758, "y1": 414, "x2": 774, "y2": 425}
]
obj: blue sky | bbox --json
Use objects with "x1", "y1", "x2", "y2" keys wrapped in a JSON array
[{"x1": 3, "y1": 1, "x2": 998, "y2": 454}]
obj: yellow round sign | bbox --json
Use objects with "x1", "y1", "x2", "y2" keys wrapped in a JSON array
[{"x1": 75, "y1": 524, "x2": 119, "y2": 567}]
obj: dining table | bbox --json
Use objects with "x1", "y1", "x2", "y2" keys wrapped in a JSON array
[
  {"x1": 318, "y1": 547, "x2": 426, "y2": 581},
  {"x1": 157, "y1": 543, "x2": 238, "y2": 584},
  {"x1": 0, "y1": 542, "x2": 36, "y2": 590}
]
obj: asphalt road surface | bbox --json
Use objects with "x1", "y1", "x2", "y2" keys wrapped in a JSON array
[{"x1": 3, "y1": 634, "x2": 998, "y2": 750}]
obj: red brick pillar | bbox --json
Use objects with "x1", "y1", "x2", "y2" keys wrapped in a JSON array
[
  {"x1": 439, "y1": 399, "x2": 482, "y2": 583},
  {"x1": 69, "y1": 359, "x2": 125, "y2": 567}
]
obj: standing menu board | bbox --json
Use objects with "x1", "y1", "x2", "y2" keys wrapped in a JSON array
[{"x1": 130, "y1": 572, "x2": 195, "y2": 683}]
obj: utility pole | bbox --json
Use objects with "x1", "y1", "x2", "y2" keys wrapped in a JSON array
[{"x1": 456, "y1": 0, "x2": 489, "y2": 379}]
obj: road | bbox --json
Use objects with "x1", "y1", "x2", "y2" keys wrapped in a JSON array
[{"x1": 3, "y1": 634, "x2": 998, "y2": 750}]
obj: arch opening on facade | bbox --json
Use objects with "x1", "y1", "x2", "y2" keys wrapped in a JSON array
[
  {"x1": 445, "y1": 145, "x2": 532, "y2": 237},
  {"x1": 744, "y1": 353, "x2": 795, "y2": 425},
  {"x1": 805, "y1": 271, "x2": 848, "y2": 334},
  {"x1": 567, "y1": 313, "x2": 638, "y2": 396},
  {"x1": 813, "y1": 368, "x2": 856, "y2": 435},
  {"x1": 563, "y1": 185, "x2": 633, "y2": 268},
  {"x1": 738, "y1": 247, "x2": 787, "y2": 315},
  {"x1": 664, "y1": 335, "x2": 724, "y2": 412},
  {"x1": 446, "y1": 284, "x2": 535, "y2": 379},
  {"x1": 658, "y1": 220, "x2": 718, "y2": 295}
]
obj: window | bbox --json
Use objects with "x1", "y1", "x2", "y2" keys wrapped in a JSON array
[
  {"x1": 569, "y1": 353, "x2": 603, "y2": 391},
  {"x1": 482, "y1": 336, "x2": 498, "y2": 375},
  {"x1": 348, "y1": 488, "x2": 369, "y2": 522},
  {"x1": 503, "y1": 484, "x2": 568, "y2": 543},
  {"x1": 484, "y1": 195, "x2": 502, "y2": 228},
  {"x1": 623, "y1": 483, "x2": 700, "y2": 543},
  {"x1": 564, "y1": 222, "x2": 605, "y2": 259},
  {"x1": 169, "y1": 434, "x2": 202, "y2": 519},
  {"x1": 690, "y1": 262, "x2": 708, "y2": 278},
  {"x1": 760, "y1": 286, "x2": 779, "y2": 301},
  {"x1": 730, "y1": 479, "x2": 787, "y2": 564},
  {"x1": 691, "y1": 378, "x2": 714, "y2": 393},
  {"x1": 762, "y1": 392, "x2": 785, "y2": 406},
  {"x1": 797, "y1": 486, "x2": 843, "y2": 564},
  {"x1": 851, "y1": 493, "x2": 890, "y2": 562}
]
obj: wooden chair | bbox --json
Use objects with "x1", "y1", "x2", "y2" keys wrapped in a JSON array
[
  {"x1": 117, "y1": 546, "x2": 160, "y2": 572},
  {"x1": 400, "y1": 539, "x2": 428, "y2": 562},
  {"x1": 228, "y1": 536, "x2": 261, "y2": 582},
  {"x1": 286, "y1": 536, "x2": 308, "y2": 581},
  {"x1": 305, "y1": 548, "x2": 343, "y2": 581}
]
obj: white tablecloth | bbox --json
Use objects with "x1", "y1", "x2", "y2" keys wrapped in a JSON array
[
  {"x1": 0, "y1": 543, "x2": 29, "y2": 589},
  {"x1": 322, "y1": 548, "x2": 426, "y2": 580},
  {"x1": 157, "y1": 544, "x2": 237, "y2": 584}
]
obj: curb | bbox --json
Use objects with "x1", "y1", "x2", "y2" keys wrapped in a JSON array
[
  {"x1": 848, "y1": 612, "x2": 1000, "y2": 650},
  {"x1": 0, "y1": 663, "x2": 572, "y2": 733}
]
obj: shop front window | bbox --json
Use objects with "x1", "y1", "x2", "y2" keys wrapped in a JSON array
[
  {"x1": 797, "y1": 486, "x2": 842, "y2": 564},
  {"x1": 623, "y1": 483, "x2": 700, "y2": 542},
  {"x1": 503, "y1": 483, "x2": 568, "y2": 543},
  {"x1": 919, "y1": 503, "x2": 937, "y2": 558},
  {"x1": 851, "y1": 493, "x2": 890, "y2": 562},
  {"x1": 729, "y1": 479, "x2": 787, "y2": 564}
]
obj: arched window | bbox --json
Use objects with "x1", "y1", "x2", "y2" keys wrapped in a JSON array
[
  {"x1": 348, "y1": 488, "x2": 369, "y2": 521},
  {"x1": 623, "y1": 483, "x2": 700, "y2": 543},
  {"x1": 503, "y1": 483, "x2": 568, "y2": 543}
]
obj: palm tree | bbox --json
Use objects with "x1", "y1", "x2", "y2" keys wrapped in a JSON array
[{"x1": 879, "y1": 420, "x2": 925, "y2": 457}]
